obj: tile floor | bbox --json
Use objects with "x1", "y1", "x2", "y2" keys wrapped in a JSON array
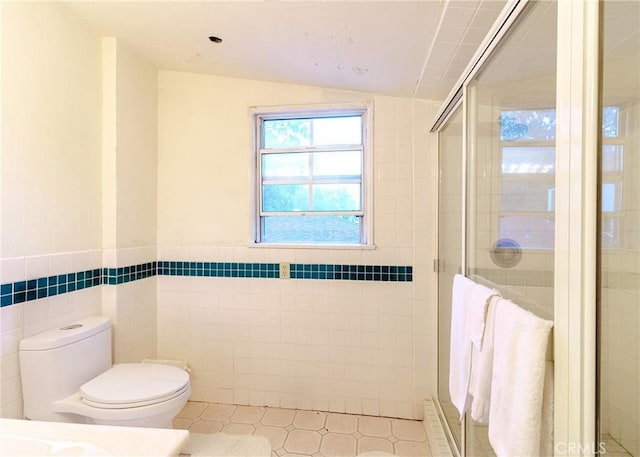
[
  {"x1": 601, "y1": 435, "x2": 633, "y2": 457},
  {"x1": 174, "y1": 402, "x2": 432, "y2": 457}
]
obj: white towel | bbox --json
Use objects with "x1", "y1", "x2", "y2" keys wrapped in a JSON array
[
  {"x1": 540, "y1": 361, "x2": 554, "y2": 456},
  {"x1": 488, "y1": 299, "x2": 554, "y2": 457},
  {"x1": 468, "y1": 295, "x2": 500, "y2": 424},
  {"x1": 449, "y1": 274, "x2": 476, "y2": 419},
  {"x1": 465, "y1": 282, "x2": 500, "y2": 351}
]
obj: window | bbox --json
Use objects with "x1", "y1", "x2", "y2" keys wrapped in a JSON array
[
  {"x1": 601, "y1": 106, "x2": 624, "y2": 249},
  {"x1": 498, "y1": 106, "x2": 622, "y2": 249},
  {"x1": 253, "y1": 106, "x2": 370, "y2": 245},
  {"x1": 499, "y1": 109, "x2": 556, "y2": 249}
]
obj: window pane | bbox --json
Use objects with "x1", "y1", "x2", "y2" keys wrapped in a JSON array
[
  {"x1": 502, "y1": 180, "x2": 555, "y2": 212},
  {"x1": 602, "y1": 144, "x2": 623, "y2": 172},
  {"x1": 312, "y1": 116, "x2": 362, "y2": 146},
  {"x1": 602, "y1": 182, "x2": 621, "y2": 212},
  {"x1": 263, "y1": 119, "x2": 311, "y2": 148},
  {"x1": 262, "y1": 215, "x2": 361, "y2": 243},
  {"x1": 262, "y1": 185, "x2": 309, "y2": 211},
  {"x1": 602, "y1": 106, "x2": 620, "y2": 138},
  {"x1": 257, "y1": 110, "x2": 367, "y2": 245},
  {"x1": 312, "y1": 184, "x2": 361, "y2": 211},
  {"x1": 499, "y1": 215, "x2": 555, "y2": 249},
  {"x1": 500, "y1": 109, "x2": 556, "y2": 141},
  {"x1": 313, "y1": 151, "x2": 361, "y2": 177},
  {"x1": 502, "y1": 147, "x2": 555, "y2": 174},
  {"x1": 262, "y1": 153, "x2": 309, "y2": 178}
]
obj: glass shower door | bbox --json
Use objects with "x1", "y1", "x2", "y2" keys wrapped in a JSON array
[
  {"x1": 599, "y1": 2, "x2": 640, "y2": 455},
  {"x1": 437, "y1": 106, "x2": 464, "y2": 453},
  {"x1": 464, "y1": 2, "x2": 557, "y2": 455}
]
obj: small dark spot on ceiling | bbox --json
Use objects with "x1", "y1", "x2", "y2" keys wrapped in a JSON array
[{"x1": 208, "y1": 36, "x2": 222, "y2": 43}]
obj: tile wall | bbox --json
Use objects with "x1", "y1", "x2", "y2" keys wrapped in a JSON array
[
  {"x1": 0, "y1": 250, "x2": 103, "y2": 418},
  {"x1": 0, "y1": 247, "x2": 158, "y2": 419},
  {"x1": 156, "y1": 246, "x2": 421, "y2": 419},
  {"x1": 155, "y1": 75, "x2": 440, "y2": 421},
  {"x1": 0, "y1": 246, "x2": 421, "y2": 420}
]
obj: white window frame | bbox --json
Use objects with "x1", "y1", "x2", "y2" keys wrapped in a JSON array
[{"x1": 249, "y1": 103, "x2": 374, "y2": 248}]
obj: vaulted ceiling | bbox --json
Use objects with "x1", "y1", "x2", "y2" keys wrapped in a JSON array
[{"x1": 64, "y1": 0, "x2": 508, "y2": 101}]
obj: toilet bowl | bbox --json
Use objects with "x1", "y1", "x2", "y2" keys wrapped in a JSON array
[
  {"x1": 19, "y1": 316, "x2": 190, "y2": 429},
  {"x1": 55, "y1": 363, "x2": 191, "y2": 428}
]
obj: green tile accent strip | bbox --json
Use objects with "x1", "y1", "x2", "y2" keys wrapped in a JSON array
[
  {"x1": 1, "y1": 268, "x2": 103, "y2": 308},
  {"x1": 102, "y1": 262, "x2": 157, "y2": 285},
  {"x1": 156, "y1": 261, "x2": 413, "y2": 282},
  {"x1": 0, "y1": 260, "x2": 412, "y2": 309},
  {"x1": 289, "y1": 263, "x2": 413, "y2": 281},
  {"x1": 156, "y1": 261, "x2": 279, "y2": 278}
]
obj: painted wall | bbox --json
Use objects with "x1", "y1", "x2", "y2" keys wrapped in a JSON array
[
  {"x1": 1, "y1": 1, "x2": 102, "y2": 258},
  {"x1": 101, "y1": 37, "x2": 158, "y2": 364},
  {"x1": 157, "y1": 71, "x2": 438, "y2": 419},
  {"x1": 0, "y1": 1, "x2": 103, "y2": 418},
  {"x1": 0, "y1": 3, "x2": 158, "y2": 418}
]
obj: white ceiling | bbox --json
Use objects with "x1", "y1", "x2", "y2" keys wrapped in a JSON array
[{"x1": 64, "y1": 0, "x2": 507, "y2": 101}]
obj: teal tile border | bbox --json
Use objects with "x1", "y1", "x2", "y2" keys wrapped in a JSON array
[
  {"x1": 0, "y1": 260, "x2": 412, "y2": 308},
  {"x1": 155, "y1": 261, "x2": 413, "y2": 282},
  {"x1": 157, "y1": 261, "x2": 279, "y2": 278},
  {"x1": 1, "y1": 268, "x2": 104, "y2": 308},
  {"x1": 103, "y1": 262, "x2": 157, "y2": 285},
  {"x1": 289, "y1": 263, "x2": 412, "y2": 282}
]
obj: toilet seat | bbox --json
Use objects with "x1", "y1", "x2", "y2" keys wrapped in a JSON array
[
  {"x1": 81, "y1": 383, "x2": 190, "y2": 409},
  {"x1": 80, "y1": 363, "x2": 190, "y2": 409}
]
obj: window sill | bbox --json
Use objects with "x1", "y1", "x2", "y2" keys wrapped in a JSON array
[{"x1": 248, "y1": 242, "x2": 376, "y2": 250}]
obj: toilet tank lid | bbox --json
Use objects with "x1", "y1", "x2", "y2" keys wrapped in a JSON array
[{"x1": 19, "y1": 316, "x2": 111, "y2": 351}]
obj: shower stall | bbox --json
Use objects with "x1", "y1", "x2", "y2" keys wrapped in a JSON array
[{"x1": 431, "y1": 0, "x2": 639, "y2": 455}]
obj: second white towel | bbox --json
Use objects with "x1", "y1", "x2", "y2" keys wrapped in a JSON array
[
  {"x1": 449, "y1": 274, "x2": 500, "y2": 419},
  {"x1": 488, "y1": 298, "x2": 553, "y2": 457},
  {"x1": 468, "y1": 295, "x2": 500, "y2": 423}
]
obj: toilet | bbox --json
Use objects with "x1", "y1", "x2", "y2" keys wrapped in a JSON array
[{"x1": 19, "y1": 316, "x2": 190, "y2": 429}]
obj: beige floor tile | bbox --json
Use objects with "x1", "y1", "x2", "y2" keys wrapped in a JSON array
[
  {"x1": 359, "y1": 416, "x2": 392, "y2": 438},
  {"x1": 231, "y1": 405, "x2": 266, "y2": 424},
  {"x1": 182, "y1": 402, "x2": 434, "y2": 457},
  {"x1": 357, "y1": 436, "x2": 395, "y2": 454},
  {"x1": 177, "y1": 401, "x2": 208, "y2": 419},
  {"x1": 172, "y1": 418, "x2": 192, "y2": 430},
  {"x1": 293, "y1": 410, "x2": 327, "y2": 431},
  {"x1": 255, "y1": 425, "x2": 289, "y2": 451},
  {"x1": 326, "y1": 413, "x2": 358, "y2": 434},
  {"x1": 284, "y1": 429, "x2": 322, "y2": 455},
  {"x1": 190, "y1": 420, "x2": 224, "y2": 434},
  {"x1": 394, "y1": 440, "x2": 431, "y2": 457},
  {"x1": 391, "y1": 419, "x2": 426, "y2": 442},
  {"x1": 320, "y1": 433, "x2": 357, "y2": 457},
  {"x1": 201, "y1": 403, "x2": 237, "y2": 422},
  {"x1": 262, "y1": 408, "x2": 297, "y2": 427},
  {"x1": 222, "y1": 423, "x2": 256, "y2": 435}
]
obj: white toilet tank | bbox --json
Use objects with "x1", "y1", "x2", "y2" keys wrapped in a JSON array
[{"x1": 19, "y1": 316, "x2": 112, "y2": 422}]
